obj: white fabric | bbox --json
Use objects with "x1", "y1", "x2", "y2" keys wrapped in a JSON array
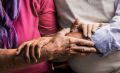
[
  {"x1": 54, "y1": 0, "x2": 115, "y2": 28},
  {"x1": 68, "y1": 51, "x2": 120, "y2": 73},
  {"x1": 54, "y1": 0, "x2": 119, "y2": 73}
]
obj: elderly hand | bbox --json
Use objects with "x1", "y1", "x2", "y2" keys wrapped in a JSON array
[
  {"x1": 16, "y1": 37, "x2": 52, "y2": 63},
  {"x1": 67, "y1": 32, "x2": 97, "y2": 56},
  {"x1": 72, "y1": 19, "x2": 104, "y2": 38},
  {"x1": 41, "y1": 28, "x2": 95, "y2": 61},
  {"x1": 69, "y1": 19, "x2": 99, "y2": 55},
  {"x1": 16, "y1": 27, "x2": 97, "y2": 62}
]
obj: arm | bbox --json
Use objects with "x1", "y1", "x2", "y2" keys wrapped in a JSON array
[
  {"x1": 0, "y1": 0, "x2": 57, "y2": 72},
  {"x1": 0, "y1": 37, "x2": 53, "y2": 73},
  {"x1": 91, "y1": 0, "x2": 120, "y2": 55},
  {"x1": 0, "y1": 31, "x2": 95, "y2": 73}
]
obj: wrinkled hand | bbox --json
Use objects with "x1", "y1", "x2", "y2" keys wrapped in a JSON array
[
  {"x1": 41, "y1": 28, "x2": 95, "y2": 60},
  {"x1": 16, "y1": 37, "x2": 52, "y2": 63},
  {"x1": 67, "y1": 33, "x2": 97, "y2": 56},
  {"x1": 72, "y1": 19, "x2": 104, "y2": 38},
  {"x1": 69, "y1": 19, "x2": 99, "y2": 55}
]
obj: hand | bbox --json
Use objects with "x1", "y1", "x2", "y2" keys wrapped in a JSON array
[
  {"x1": 16, "y1": 37, "x2": 52, "y2": 63},
  {"x1": 41, "y1": 28, "x2": 95, "y2": 60},
  {"x1": 72, "y1": 19, "x2": 104, "y2": 38},
  {"x1": 67, "y1": 33, "x2": 96, "y2": 56},
  {"x1": 69, "y1": 23, "x2": 98, "y2": 55}
]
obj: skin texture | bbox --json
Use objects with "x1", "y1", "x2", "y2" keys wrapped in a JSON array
[
  {"x1": 0, "y1": 24, "x2": 97, "y2": 72},
  {"x1": 0, "y1": 37, "x2": 53, "y2": 73},
  {"x1": 16, "y1": 28, "x2": 96, "y2": 63},
  {"x1": 0, "y1": 33, "x2": 95, "y2": 73},
  {"x1": 73, "y1": 19, "x2": 104, "y2": 38}
]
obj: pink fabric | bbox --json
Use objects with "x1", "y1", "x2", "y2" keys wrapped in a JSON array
[
  {"x1": 14, "y1": 0, "x2": 57, "y2": 45},
  {"x1": 12, "y1": 0, "x2": 57, "y2": 73},
  {"x1": 12, "y1": 61, "x2": 52, "y2": 73}
]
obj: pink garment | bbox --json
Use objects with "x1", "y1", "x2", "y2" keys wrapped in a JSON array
[
  {"x1": 12, "y1": 61, "x2": 52, "y2": 73},
  {"x1": 12, "y1": 0, "x2": 57, "y2": 73},
  {"x1": 14, "y1": 0, "x2": 57, "y2": 45}
]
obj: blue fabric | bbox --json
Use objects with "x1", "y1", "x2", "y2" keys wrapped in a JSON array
[
  {"x1": 0, "y1": 0, "x2": 20, "y2": 48},
  {"x1": 91, "y1": 0, "x2": 120, "y2": 55}
]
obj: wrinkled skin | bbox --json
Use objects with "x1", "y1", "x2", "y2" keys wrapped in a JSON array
[
  {"x1": 73, "y1": 19, "x2": 105, "y2": 38},
  {"x1": 15, "y1": 28, "x2": 96, "y2": 63},
  {"x1": 42, "y1": 29, "x2": 96, "y2": 62},
  {"x1": 0, "y1": 24, "x2": 97, "y2": 72}
]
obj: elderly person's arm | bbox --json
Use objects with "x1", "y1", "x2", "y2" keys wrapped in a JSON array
[
  {"x1": 0, "y1": 29, "x2": 96, "y2": 73},
  {"x1": 90, "y1": 0, "x2": 120, "y2": 55},
  {"x1": 0, "y1": 37, "x2": 53, "y2": 73}
]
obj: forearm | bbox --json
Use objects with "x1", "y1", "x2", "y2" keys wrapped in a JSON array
[
  {"x1": 0, "y1": 49, "x2": 23, "y2": 72},
  {"x1": 0, "y1": 32, "x2": 82, "y2": 72},
  {"x1": 0, "y1": 49, "x2": 46, "y2": 72}
]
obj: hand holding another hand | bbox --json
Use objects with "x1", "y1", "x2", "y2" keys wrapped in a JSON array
[
  {"x1": 16, "y1": 24, "x2": 97, "y2": 63},
  {"x1": 42, "y1": 28, "x2": 96, "y2": 61},
  {"x1": 16, "y1": 37, "x2": 52, "y2": 63},
  {"x1": 72, "y1": 19, "x2": 104, "y2": 38}
]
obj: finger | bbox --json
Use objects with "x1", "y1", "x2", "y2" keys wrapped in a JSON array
[
  {"x1": 69, "y1": 50, "x2": 84, "y2": 55},
  {"x1": 79, "y1": 53, "x2": 90, "y2": 56},
  {"x1": 71, "y1": 46, "x2": 97, "y2": 53},
  {"x1": 69, "y1": 50, "x2": 79, "y2": 55},
  {"x1": 30, "y1": 45, "x2": 38, "y2": 63},
  {"x1": 33, "y1": 39, "x2": 41, "y2": 59},
  {"x1": 82, "y1": 24, "x2": 87, "y2": 37},
  {"x1": 68, "y1": 37, "x2": 94, "y2": 46},
  {"x1": 16, "y1": 43, "x2": 26, "y2": 55},
  {"x1": 69, "y1": 49, "x2": 90, "y2": 56},
  {"x1": 25, "y1": 44, "x2": 31, "y2": 63},
  {"x1": 92, "y1": 23, "x2": 100, "y2": 33},
  {"x1": 35, "y1": 45, "x2": 41, "y2": 59},
  {"x1": 87, "y1": 24, "x2": 92, "y2": 38},
  {"x1": 58, "y1": 28, "x2": 70, "y2": 36},
  {"x1": 36, "y1": 38, "x2": 52, "y2": 59}
]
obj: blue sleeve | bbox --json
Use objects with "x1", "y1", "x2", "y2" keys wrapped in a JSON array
[{"x1": 91, "y1": 0, "x2": 120, "y2": 55}]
